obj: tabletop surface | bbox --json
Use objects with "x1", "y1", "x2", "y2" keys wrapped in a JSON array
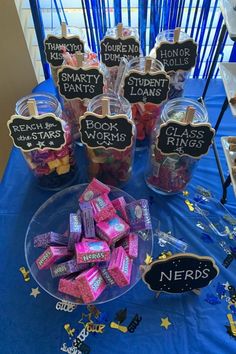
[{"x1": 1, "y1": 78, "x2": 236, "y2": 354}]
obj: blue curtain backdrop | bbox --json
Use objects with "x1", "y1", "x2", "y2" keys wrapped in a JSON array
[{"x1": 29, "y1": 0, "x2": 236, "y2": 80}]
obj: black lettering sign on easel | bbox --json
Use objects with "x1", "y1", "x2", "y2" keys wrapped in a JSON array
[
  {"x1": 8, "y1": 114, "x2": 66, "y2": 151},
  {"x1": 100, "y1": 36, "x2": 140, "y2": 67},
  {"x1": 142, "y1": 253, "x2": 219, "y2": 293},
  {"x1": 58, "y1": 67, "x2": 104, "y2": 100},
  {"x1": 156, "y1": 121, "x2": 215, "y2": 158},
  {"x1": 44, "y1": 35, "x2": 85, "y2": 67},
  {"x1": 123, "y1": 71, "x2": 170, "y2": 104},
  {"x1": 156, "y1": 39, "x2": 197, "y2": 72},
  {"x1": 79, "y1": 113, "x2": 134, "y2": 151}
]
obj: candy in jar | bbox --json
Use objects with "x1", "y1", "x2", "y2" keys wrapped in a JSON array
[
  {"x1": 149, "y1": 29, "x2": 197, "y2": 99},
  {"x1": 58, "y1": 51, "x2": 110, "y2": 142},
  {"x1": 145, "y1": 98, "x2": 209, "y2": 195},
  {"x1": 80, "y1": 93, "x2": 136, "y2": 186},
  {"x1": 44, "y1": 23, "x2": 91, "y2": 87},
  {"x1": 122, "y1": 56, "x2": 170, "y2": 149},
  {"x1": 100, "y1": 23, "x2": 141, "y2": 90},
  {"x1": 13, "y1": 93, "x2": 78, "y2": 190}
]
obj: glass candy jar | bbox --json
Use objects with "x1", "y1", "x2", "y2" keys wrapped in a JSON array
[
  {"x1": 50, "y1": 26, "x2": 91, "y2": 86},
  {"x1": 103, "y1": 25, "x2": 141, "y2": 90},
  {"x1": 150, "y1": 30, "x2": 192, "y2": 99},
  {"x1": 15, "y1": 93, "x2": 77, "y2": 190},
  {"x1": 84, "y1": 92, "x2": 136, "y2": 186},
  {"x1": 59, "y1": 52, "x2": 110, "y2": 142},
  {"x1": 145, "y1": 98, "x2": 208, "y2": 195},
  {"x1": 122, "y1": 57, "x2": 169, "y2": 149}
]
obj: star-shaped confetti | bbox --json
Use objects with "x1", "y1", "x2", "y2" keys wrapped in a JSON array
[
  {"x1": 64, "y1": 323, "x2": 75, "y2": 337},
  {"x1": 144, "y1": 253, "x2": 153, "y2": 265},
  {"x1": 78, "y1": 313, "x2": 92, "y2": 327},
  {"x1": 183, "y1": 190, "x2": 189, "y2": 196},
  {"x1": 30, "y1": 287, "x2": 40, "y2": 298},
  {"x1": 26, "y1": 142, "x2": 32, "y2": 147},
  {"x1": 49, "y1": 141, "x2": 54, "y2": 146},
  {"x1": 223, "y1": 282, "x2": 231, "y2": 291},
  {"x1": 160, "y1": 317, "x2": 171, "y2": 330}
]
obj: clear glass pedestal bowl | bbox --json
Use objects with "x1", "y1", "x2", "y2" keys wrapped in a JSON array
[{"x1": 25, "y1": 184, "x2": 153, "y2": 305}]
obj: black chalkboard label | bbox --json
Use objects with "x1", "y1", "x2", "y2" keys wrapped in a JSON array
[
  {"x1": 100, "y1": 36, "x2": 140, "y2": 67},
  {"x1": 123, "y1": 70, "x2": 170, "y2": 104},
  {"x1": 8, "y1": 114, "x2": 66, "y2": 152},
  {"x1": 156, "y1": 39, "x2": 197, "y2": 72},
  {"x1": 156, "y1": 121, "x2": 215, "y2": 158},
  {"x1": 57, "y1": 66, "x2": 104, "y2": 101},
  {"x1": 79, "y1": 112, "x2": 134, "y2": 151},
  {"x1": 142, "y1": 253, "x2": 219, "y2": 293},
  {"x1": 44, "y1": 35, "x2": 85, "y2": 67}
]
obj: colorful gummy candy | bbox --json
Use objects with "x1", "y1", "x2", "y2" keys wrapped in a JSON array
[{"x1": 33, "y1": 178, "x2": 152, "y2": 304}]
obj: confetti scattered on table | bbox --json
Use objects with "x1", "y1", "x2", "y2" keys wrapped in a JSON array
[
  {"x1": 223, "y1": 282, "x2": 231, "y2": 291},
  {"x1": 160, "y1": 317, "x2": 171, "y2": 330},
  {"x1": 184, "y1": 199, "x2": 194, "y2": 212},
  {"x1": 78, "y1": 313, "x2": 92, "y2": 328},
  {"x1": 30, "y1": 287, "x2": 40, "y2": 298},
  {"x1": 183, "y1": 190, "x2": 189, "y2": 196},
  {"x1": 64, "y1": 323, "x2": 75, "y2": 337},
  {"x1": 19, "y1": 266, "x2": 30, "y2": 282},
  {"x1": 110, "y1": 321, "x2": 128, "y2": 333},
  {"x1": 144, "y1": 253, "x2": 153, "y2": 265}
]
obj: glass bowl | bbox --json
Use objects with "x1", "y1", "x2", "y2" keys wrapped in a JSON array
[{"x1": 25, "y1": 184, "x2": 153, "y2": 305}]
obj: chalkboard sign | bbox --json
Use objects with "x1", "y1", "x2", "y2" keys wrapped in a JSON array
[
  {"x1": 142, "y1": 253, "x2": 219, "y2": 293},
  {"x1": 44, "y1": 35, "x2": 85, "y2": 67},
  {"x1": 100, "y1": 36, "x2": 140, "y2": 67},
  {"x1": 156, "y1": 121, "x2": 215, "y2": 158},
  {"x1": 123, "y1": 70, "x2": 170, "y2": 104},
  {"x1": 57, "y1": 66, "x2": 104, "y2": 101},
  {"x1": 79, "y1": 112, "x2": 134, "y2": 151},
  {"x1": 156, "y1": 39, "x2": 197, "y2": 72},
  {"x1": 8, "y1": 114, "x2": 66, "y2": 152}
]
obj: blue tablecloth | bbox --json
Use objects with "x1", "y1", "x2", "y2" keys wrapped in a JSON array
[{"x1": 1, "y1": 78, "x2": 236, "y2": 354}]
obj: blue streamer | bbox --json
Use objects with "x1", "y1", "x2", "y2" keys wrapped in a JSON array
[
  {"x1": 114, "y1": 0, "x2": 122, "y2": 25},
  {"x1": 53, "y1": 0, "x2": 62, "y2": 24},
  {"x1": 191, "y1": 0, "x2": 200, "y2": 38},
  {"x1": 91, "y1": 0, "x2": 103, "y2": 43},
  {"x1": 100, "y1": 0, "x2": 107, "y2": 35},
  {"x1": 138, "y1": 0, "x2": 148, "y2": 55},
  {"x1": 127, "y1": 0, "x2": 131, "y2": 27},
  {"x1": 58, "y1": 0, "x2": 68, "y2": 24},
  {"x1": 107, "y1": 0, "x2": 111, "y2": 28},
  {"x1": 84, "y1": 0, "x2": 97, "y2": 52},
  {"x1": 81, "y1": 0, "x2": 92, "y2": 49},
  {"x1": 149, "y1": 0, "x2": 156, "y2": 51},
  {"x1": 176, "y1": 0, "x2": 185, "y2": 28},
  {"x1": 185, "y1": 0, "x2": 193, "y2": 32},
  {"x1": 229, "y1": 42, "x2": 236, "y2": 62}
]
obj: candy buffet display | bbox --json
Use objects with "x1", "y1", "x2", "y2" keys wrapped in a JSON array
[
  {"x1": 145, "y1": 97, "x2": 213, "y2": 195},
  {"x1": 79, "y1": 93, "x2": 136, "y2": 186},
  {"x1": 8, "y1": 93, "x2": 77, "y2": 190},
  {"x1": 122, "y1": 56, "x2": 170, "y2": 148},
  {"x1": 57, "y1": 50, "x2": 110, "y2": 141},
  {"x1": 25, "y1": 180, "x2": 153, "y2": 304},
  {"x1": 100, "y1": 23, "x2": 141, "y2": 89},
  {"x1": 149, "y1": 28, "x2": 197, "y2": 99}
]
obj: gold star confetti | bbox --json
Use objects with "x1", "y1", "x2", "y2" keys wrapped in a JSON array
[
  {"x1": 144, "y1": 253, "x2": 153, "y2": 265},
  {"x1": 184, "y1": 199, "x2": 194, "y2": 211},
  {"x1": 30, "y1": 287, "x2": 40, "y2": 298},
  {"x1": 183, "y1": 190, "x2": 189, "y2": 196},
  {"x1": 78, "y1": 313, "x2": 92, "y2": 328},
  {"x1": 160, "y1": 317, "x2": 171, "y2": 330}
]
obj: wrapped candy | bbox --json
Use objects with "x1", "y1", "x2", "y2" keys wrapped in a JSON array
[
  {"x1": 34, "y1": 231, "x2": 68, "y2": 248},
  {"x1": 96, "y1": 215, "x2": 130, "y2": 245},
  {"x1": 58, "y1": 276, "x2": 82, "y2": 298},
  {"x1": 15, "y1": 93, "x2": 77, "y2": 190},
  {"x1": 75, "y1": 240, "x2": 110, "y2": 264},
  {"x1": 108, "y1": 246, "x2": 133, "y2": 287},
  {"x1": 83, "y1": 93, "x2": 136, "y2": 186},
  {"x1": 149, "y1": 29, "x2": 194, "y2": 99},
  {"x1": 51, "y1": 259, "x2": 88, "y2": 278},
  {"x1": 36, "y1": 246, "x2": 72, "y2": 270}
]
